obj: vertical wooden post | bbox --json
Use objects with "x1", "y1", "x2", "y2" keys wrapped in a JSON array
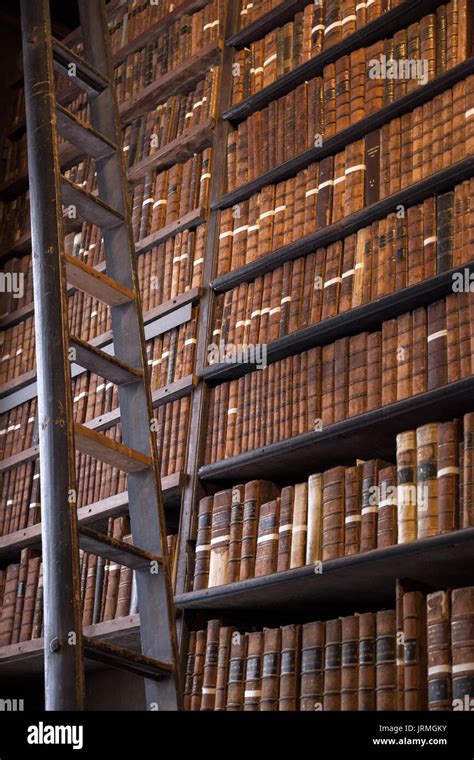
[{"x1": 20, "y1": 0, "x2": 85, "y2": 710}]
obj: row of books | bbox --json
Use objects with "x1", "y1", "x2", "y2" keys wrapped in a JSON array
[
  {"x1": 228, "y1": 4, "x2": 469, "y2": 189},
  {"x1": 0, "y1": 522, "x2": 179, "y2": 646},
  {"x1": 213, "y1": 184, "x2": 473, "y2": 349},
  {"x1": 0, "y1": 398, "x2": 36, "y2": 460},
  {"x1": 131, "y1": 148, "x2": 212, "y2": 241},
  {"x1": 231, "y1": 0, "x2": 433, "y2": 104},
  {"x1": 123, "y1": 66, "x2": 219, "y2": 168},
  {"x1": 219, "y1": 82, "x2": 474, "y2": 275},
  {"x1": 184, "y1": 585, "x2": 474, "y2": 711},
  {"x1": 194, "y1": 414, "x2": 474, "y2": 590},
  {"x1": 114, "y1": 0, "x2": 223, "y2": 104},
  {"x1": 109, "y1": 0, "x2": 179, "y2": 54},
  {"x1": 205, "y1": 293, "x2": 474, "y2": 462},
  {"x1": 0, "y1": 300, "x2": 198, "y2": 385}
]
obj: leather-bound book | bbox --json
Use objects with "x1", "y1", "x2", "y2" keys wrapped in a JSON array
[
  {"x1": 103, "y1": 518, "x2": 124, "y2": 621},
  {"x1": 412, "y1": 106, "x2": 424, "y2": 186},
  {"x1": 268, "y1": 625, "x2": 297, "y2": 714},
  {"x1": 316, "y1": 156, "x2": 334, "y2": 229},
  {"x1": 184, "y1": 631, "x2": 196, "y2": 711},
  {"x1": 358, "y1": 612, "x2": 376, "y2": 711},
  {"x1": 348, "y1": 332, "x2": 368, "y2": 418},
  {"x1": 226, "y1": 633, "x2": 248, "y2": 712},
  {"x1": 191, "y1": 629, "x2": 207, "y2": 711},
  {"x1": 451, "y1": 586, "x2": 474, "y2": 706},
  {"x1": 260, "y1": 627, "x2": 281, "y2": 711},
  {"x1": 213, "y1": 626, "x2": 235, "y2": 711},
  {"x1": 300, "y1": 621, "x2": 325, "y2": 711},
  {"x1": 228, "y1": 485, "x2": 245, "y2": 584},
  {"x1": 31, "y1": 564, "x2": 43, "y2": 639},
  {"x1": 323, "y1": 618, "x2": 342, "y2": 710},
  {"x1": 427, "y1": 299, "x2": 448, "y2": 390},
  {"x1": 83, "y1": 553, "x2": 99, "y2": 625},
  {"x1": 322, "y1": 466, "x2": 345, "y2": 561},
  {"x1": 397, "y1": 430, "x2": 417, "y2": 543},
  {"x1": 365, "y1": 130, "x2": 381, "y2": 206},
  {"x1": 377, "y1": 466, "x2": 397, "y2": 548},
  {"x1": 321, "y1": 342, "x2": 335, "y2": 428},
  {"x1": 258, "y1": 185, "x2": 275, "y2": 260},
  {"x1": 306, "y1": 473, "x2": 323, "y2": 565},
  {"x1": 255, "y1": 498, "x2": 280, "y2": 577},
  {"x1": 437, "y1": 420, "x2": 460, "y2": 534},
  {"x1": 277, "y1": 486, "x2": 294, "y2": 572},
  {"x1": 344, "y1": 464, "x2": 362, "y2": 556},
  {"x1": 19, "y1": 555, "x2": 41, "y2": 642},
  {"x1": 463, "y1": 413, "x2": 474, "y2": 528},
  {"x1": 437, "y1": 192, "x2": 454, "y2": 273},
  {"x1": 396, "y1": 581, "x2": 405, "y2": 710},
  {"x1": 201, "y1": 619, "x2": 222, "y2": 711},
  {"x1": 323, "y1": 62, "x2": 337, "y2": 137},
  {"x1": 11, "y1": 548, "x2": 30, "y2": 645},
  {"x1": 324, "y1": 0, "x2": 342, "y2": 48},
  {"x1": 412, "y1": 306, "x2": 428, "y2": 396},
  {"x1": 416, "y1": 423, "x2": 439, "y2": 539},
  {"x1": 304, "y1": 163, "x2": 319, "y2": 237},
  {"x1": 290, "y1": 482, "x2": 308, "y2": 568},
  {"x1": 376, "y1": 609, "x2": 397, "y2": 711},
  {"x1": 361, "y1": 460, "x2": 388, "y2": 553},
  {"x1": 403, "y1": 590, "x2": 428, "y2": 710},
  {"x1": 367, "y1": 331, "x2": 382, "y2": 412},
  {"x1": 407, "y1": 204, "x2": 424, "y2": 286},
  {"x1": 341, "y1": 615, "x2": 359, "y2": 710},
  {"x1": 382, "y1": 319, "x2": 398, "y2": 406},
  {"x1": 339, "y1": 234, "x2": 356, "y2": 313},
  {"x1": 427, "y1": 590, "x2": 452, "y2": 711},
  {"x1": 422, "y1": 197, "x2": 437, "y2": 279},
  {"x1": 208, "y1": 489, "x2": 232, "y2": 587},
  {"x1": 194, "y1": 495, "x2": 213, "y2": 590},
  {"x1": 243, "y1": 631, "x2": 263, "y2": 711},
  {"x1": 334, "y1": 337, "x2": 349, "y2": 423},
  {"x1": 240, "y1": 480, "x2": 279, "y2": 580}
]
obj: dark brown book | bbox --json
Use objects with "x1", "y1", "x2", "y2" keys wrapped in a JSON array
[
  {"x1": 193, "y1": 495, "x2": 213, "y2": 591},
  {"x1": 322, "y1": 466, "x2": 345, "y2": 561},
  {"x1": 427, "y1": 590, "x2": 452, "y2": 711},
  {"x1": 255, "y1": 498, "x2": 280, "y2": 577},
  {"x1": 344, "y1": 465, "x2": 362, "y2": 556},
  {"x1": 201, "y1": 618, "x2": 222, "y2": 711},
  {"x1": 341, "y1": 615, "x2": 359, "y2": 710},
  {"x1": 184, "y1": 631, "x2": 196, "y2": 711},
  {"x1": 277, "y1": 485, "x2": 294, "y2": 572},
  {"x1": 358, "y1": 612, "x2": 376, "y2": 711},
  {"x1": 279, "y1": 624, "x2": 301, "y2": 711},
  {"x1": 215, "y1": 626, "x2": 234, "y2": 711},
  {"x1": 228, "y1": 485, "x2": 245, "y2": 584},
  {"x1": 209, "y1": 489, "x2": 232, "y2": 587},
  {"x1": 365, "y1": 130, "x2": 381, "y2": 206},
  {"x1": 403, "y1": 590, "x2": 428, "y2": 711},
  {"x1": 243, "y1": 631, "x2": 264, "y2": 711},
  {"x1": 451, "y1": 586, "x2": 474, "y2": 708},
  {"x1": 376, "y1": 609, "x2": 397, "y2": 711},
  {"x1": 260, "y1": 627, "x2": 281, "y2": 711},
  {"x1": 226, "y1": 632, "x2": 248, "y2": 711},
  {"x1": 377, "y1": 465, "x2": 397, "y2": 549},
  {"x1": 416, "y1": 422, "x2": 439, "y2": 539},
  {"x1": 323, "y1": 618, "x2": 342, "y2": 711},
  {"x1": 190, "y1": 629, "x2": 207, "y2": 711},
  {"x1": 300, "y1": 620, "x2": 325, "y2": 711},
  {"x1": 240, "y1": 480, "x2": 279, "y2": 581},
  {"x1": 463, "y1": 413, "x2": 474, "y2": 528}
]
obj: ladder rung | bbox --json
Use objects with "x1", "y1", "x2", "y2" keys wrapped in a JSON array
[
  {"x1": 78, "y1": 526, "x2": 162, "y2": 570},
  {"x1": 52, "y1": 37, "x2": 109, "y2": 95},
  {"x1": 64, "y1": 254, "x2": 135, "y2": 307},
  {"x1": 56, "y1": 103, "x2": 117, "y2": 159},
  {"x1": 74, "y1": 423, "x2": 152, "y2": 473},
  {"x1": 70, "y1": 335, "x2": 143, "y2": 386},
  {"x1": 61, "y1": 176, "x2": 124, "y2": 229},
  {"x1": 83, "y1": 637, "x2": 173, "y2": 681}
]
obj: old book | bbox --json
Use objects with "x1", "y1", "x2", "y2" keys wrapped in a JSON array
[
  {"x1": 215, "y1": 626, "x2": 234, "y2": 711},
  {"x1": 243, "y1": 631, "x2": 264, "y2": 711},
  {"x1": 323, "y1": 618, "x2": 342, "y2": 711},
  {"x1": 341, "y1": 615, "x2": 359, "y2": 710},
  {"x1": 365, "y1": 130, "x2": 381, "y2": 206},
  {"x1": 397, "y1": 430, "x2": 417, "y2": 544},
  {"x1": 228, "y1": 485, "x2": 245, "y2": 584},
  {"x1": 396, "y1": 580, "x2": 405, "y2": 711},
  {"x1": 19, "y1": 555, "x2": 41, "y2": 642},
  {"x1": 416, "y1": 423, "x2": 439, "y2": 539},
  {"x1": 344, "y1": 464, "x2": 362, "y2": 556},
  {"x1": 201, "y1": 618, "x2": 222, "y2": 711},
  {"x1": 260, "y1": 627, "x2": 281, "y2": 711},
  {"x1": 208, "y1": 489, "x2": 232, "y2": 587},
  {"x1": 194, "y1": 495, "x2": 213, "y2": 591},
  {"x1": 376, "y1": 609, "x2": 397, "y2": 711},
  {"x1": 0, "y1": 564, "x2": 20, "y2": 646},
  {"x1": 255, "y1": 498, "x2": 280, "y2": 577},
  {"x1": 279, "y1": 624, "x2": 301, "y2": 711},
  {"x1": 437, "y1": 420, "x2": 460, "y2": 534},
  {"x1": 11, "y1": 548, "x2": 30, "y2": 645},
  {"x1": 361, "y1": 460, "x2": 390, "y2": 554},
  {"x1": 427, "y1": 590, "x2": 452, "y2": 711},
  {"x1": 277, "y1": 485, "x2": 294, "y2": 572},
  {"x1": 403, "y1": 590, "x2": 428, "y2": 711},
  {"x1": 184, "y1": 631, "x2": 196, "y2": 711},
  {"x1": 306, "y1": 473, "x2": 323, "y2": 565},
  {"x1": 358, "y1": 612, "x2": 376, "y2": 711},
  {"x1": 191, "y1": 629, "x2": 207, "y2": 711},
  {"x1": 451, "y1": 586, "x2": 474, "y2": 707},
  {"x1": 463, "y1": 413, "x2": 474, "y2": 528},
  {"x1": 427, "y1": 299, "x2": 448, "y2": 390},
  {"x1": 377, "y1": 465, "x2": 397, "y2": 548},
  {"x1": 322, "y1": 466, "x2": 345, "y2": 561},
  {"x1": 240, "y1": 480, "x2": 279, "y2": 580},
  {"x1": 226, "y1": 632, "x2": 248, "y2": 710},
  {"x1": 290, "y1": 482, "x2": 308, "y2": 568},
  {"x1": 300, "y1": 620, "x2": 325, "y2": 711}
]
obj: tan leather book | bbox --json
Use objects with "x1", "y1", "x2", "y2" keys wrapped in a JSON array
[
  {"x1": 403, "y1": 590, "x2": 428, "y2": 710},
  {"x1": 416, "y1": 423, "x2": 439, "y2": 539},
  {"x1": 376, "y1": 609, "x2": 397, "y2": 711},
  {"x1": 240, "y1": 480, "x2": 279, "y2": 580},
  {"x1": 463, "y1": 412, "x2": 474, "y2": 528},
  {"x1": 322, "y1": 466, "x2": 345, "y2": 561},
  {"x1": 277, "y1": 486, "x2": 294, "y2": 572},
  {"x1": 191, "y1": 629, "x2": 207, "y2": 711},
  {"x1": 31, "y1": 563, "x2": 43, "y2": 639},
  {"x1": 427, "y1": 299, "x2": 448, "y2": 391},
  {"x1": 397, "y1": 430, "x2": 417, "y2": 543},
  {"x1": 382, "y1": 319, "x2": 398, "y2": 406},
  {"x1": 214, "y1": 626, "x2": 234, "y2": 711},
  {"x1": 361, "y1": 460, "x2": 390, "y2": 554},
  {"x1": 451, "y1": 586, "x2": 474, "y2": 707},
  {"x1": 306, "y1": 473, "x2": 323, "y2": 565},
  {"x1": 396, "y1": 311, "x2": 412, "y2": 401},
  {"x1": 437, "y1": 420, "x2": 460, "y2": 534},
  {"x1": 348, "y1": 332, "x2": 368, "y2": 418},
  {"x1": 228, "y1": 485, "x2": 245, "y2": 584},
  {"x1": 255, "y1": 498, "x2": 280, "y2": 577},
  {"x1": 201, "y1": 619, "x2": 222, "y2": 711},
  {"x1": 358, "y1": 612, "x2": 376, "y2": 711},
  {"x1": 323, "y1": 618, "x2": 342, "y2": 710},
  {"x1": 396, "y1": 580, "x2": 405, "y2": 710},
  {"x1": 334, "y1": 336, "x2": 349, "y2": 423},
  {"x1": 208, "y1": 489, "x2": 232, "y2": 587},
  {"x1": 290, "y1": 482, "x2": 308, "y2": 568},
  {"x1": 243, "y1": 631, "x2": 263, "y2": 711},
  {"x1": 83, "y1": 553, "x2": 99, "y2": 626},
  {"x1": 226, "y1": 632, "x2": 248, "y2": 711},
  {"x1": 341, "y1": 615, "x2": 359, "y2": 710},
  {"x1": 344, "y1": 464, "x2": 362, "y2": 556},
  {"x1": 412, "y1": 306, "x2": 428, "y2": 396},
  {"x1": 377, "y1": 466, "x2": 397, "y2": 548},
  {"x1": 260, "y1": 627, "x2": 281, "y2": 711},
  {"x1": 300, "y1": 620, "x2": 325, "y2": 711},
  {"x1": 367, "y1": 331, "x2": 382, "y2": 412},
  {"x1": 427, "y1": 590, "x2": 452, "y2": 711},
  {"x1": 19, "y1": 555, "x2": 41, "y2": 642},
  {"x1": 279, "y1": 624, "x2": 301, "y2": 710}
]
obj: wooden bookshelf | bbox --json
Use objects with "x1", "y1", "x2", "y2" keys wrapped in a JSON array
[
  {"x1": 202, "y1": 263, "x2": 474, "y2": 383},
  {"x1": 227, "y1": 0, "x2": 308, "y2": 47},
  {"x1": 212, "y1": 156, "x2": 474, "y2": 291},
  {"x1": 223, "y1": 0, "x2": 451, "y2": 123},
  {"x1": 135, "y1": 206, "x2": 207, "y2": 254},
  {"x1": 198, "y1": 377, "x2": 474, "y2": 483}
]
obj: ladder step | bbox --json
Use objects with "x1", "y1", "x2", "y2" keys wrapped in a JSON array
[
  {"x1": 61, "y1": 176, "x2": 124, "y2": 229},
  {"x1": 78, "y1": 526, "x2": 162, "y2": 570},
  {"x1": 83, "y1": 637, "x2": 173, "y2": 681},
  {"x1": 70, "y1": 335, "x2": 143, "y2": 386},
  {"x1": 64, "y1": 254, "x2": 135, "y2": 307},
  {"x1": 74, "y1": 423, "x2": 152, "y2": 473},
  {"x1": 52, "y1": 37, "x2": 109, "y2": 95},
  {"x1": 56, "y1": 103, "x2": 117, "y2": 159}
]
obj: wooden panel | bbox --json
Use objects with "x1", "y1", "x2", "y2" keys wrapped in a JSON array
[
  {"x1": 52, "y1": 37, "x2": 109, "y2": 94},
  {"x1": 74, "y1": 423, "x2": 152, "y2": 472},
  {"x1": 64, "y1": 253, "x2": 134, "y2": 306}
]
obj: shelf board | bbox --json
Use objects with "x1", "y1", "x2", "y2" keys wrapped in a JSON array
[
  {"x1": 212, "y1": 155, "x2": 474, "y2": 292},
  {"x1": 215, "y1": 58, "x2": 474, "y2": 209},
  {"x1": 0, "y1": 615, "x2": 141, "y2": 677},
  {"x1": 127, "y1": 118, "x2": 215, "y2": 184},
  {"x1": 202, "y1": 263, "x2": 474, "y2": 383},
  {"x1": 223, "y1": 0, "x2": 450, "y2": 123},
  {"x1": 135, "y1": 206, "x2": 207, "y2": 255},
  {"x1": 199, "y1": 377, "x2": 474, "y2": 484},
  {"x1": 0, "y1": 472, "x2": 185, "y2": 562},
  {"x1": 227, "y1": 0, "x2": 308, "y2": 48},
  {"x1": 119, "y1": 42, "x2": 222, "y2": 125},
  {"x1": 174, "y1": 528, "x2": 474, "y2": 613}
]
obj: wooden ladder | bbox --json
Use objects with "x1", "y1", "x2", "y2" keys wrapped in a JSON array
[{"x1": 20, "y1": 0, "x2": 181, "y2": 710}]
